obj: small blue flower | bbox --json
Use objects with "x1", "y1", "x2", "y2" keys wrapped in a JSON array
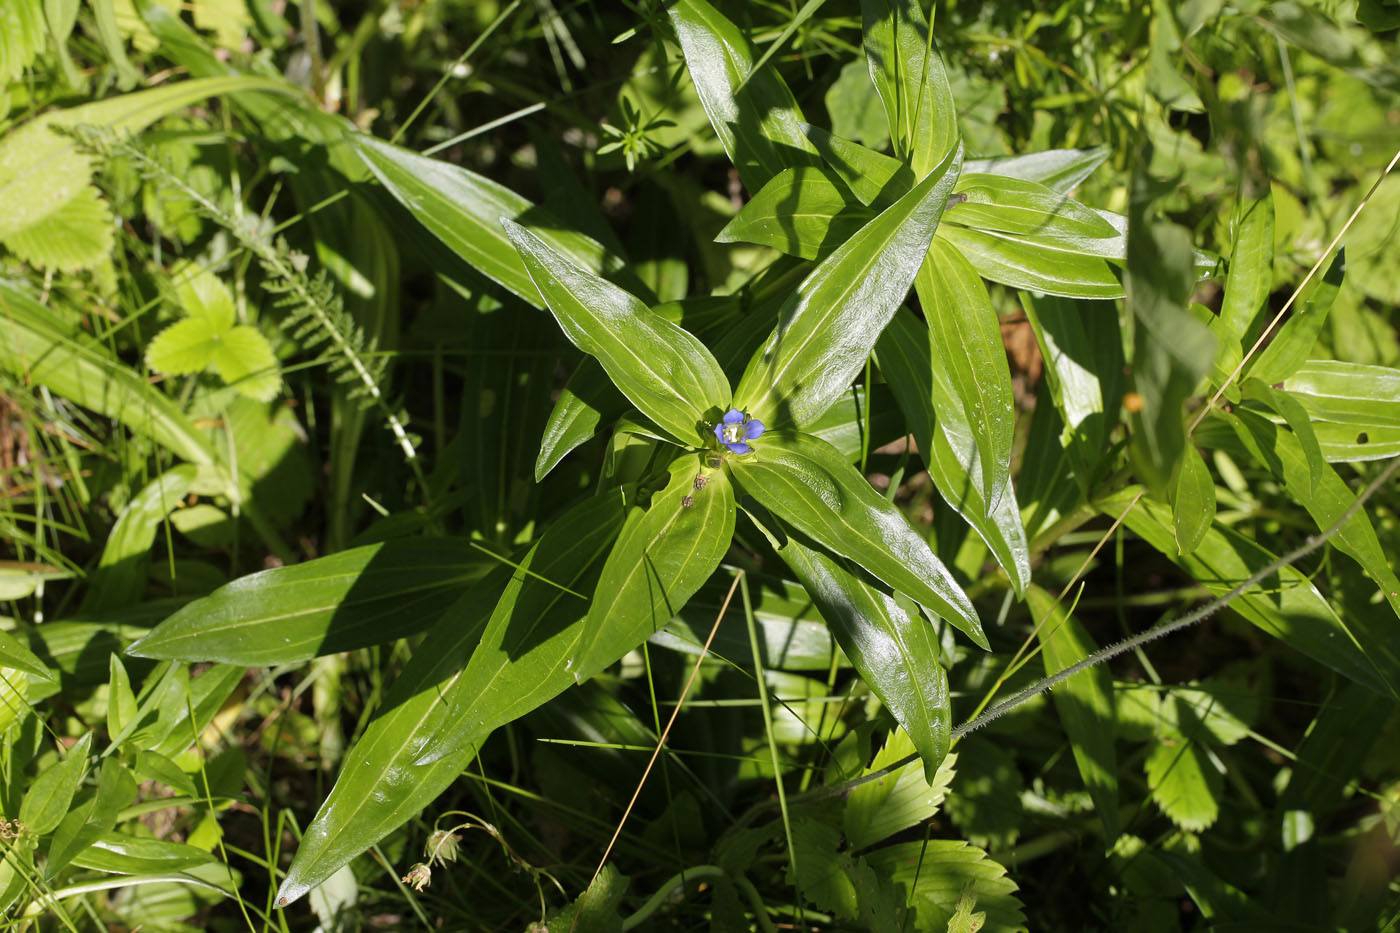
[{"x1": 715, "y1": 408, "x2": 765, "y2": 455}]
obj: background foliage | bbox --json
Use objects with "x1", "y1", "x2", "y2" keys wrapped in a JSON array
[{"x1": 1, "y1": 0, "x2": 1399, "y2": 929}]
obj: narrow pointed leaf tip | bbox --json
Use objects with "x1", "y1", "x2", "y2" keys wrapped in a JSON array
[{"x1": 715, "y1": 408, "x2": 766, "y2": 454}]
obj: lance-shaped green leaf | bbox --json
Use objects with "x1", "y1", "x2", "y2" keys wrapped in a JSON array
[
  {"x1": 570, "y1": 453, "x2": 736, "y2": 681},
  {"x1": 535, "y1": 359, "x2": 626, "y2": 481},
  {"x1": 668, "y1": 0, "x2": 818, "y2": 193},
  {"x1": 937, "y1": 224, "x2": 1125, "y2": 299},
  {"x1": 735, "y1": 144, "x2": 961, "y2": 429},
  {"x1": 964, "y1": 147, "x2": 1111, "y2": 194},
  {"x1": 1168, "y1": 446, "x2": 1216, "y2": 556},
  {"x1": 355, "y1": 135, "x2": 647, "y2": 308},
  {"x1": 729, "y1": 432, "x2": 985, "y2": 647},
  {"x1": 1210, "y1": 192, "x2": 1274, "y2": 389},
  {"x1": 860, "y1": 0, "x2": 958, "y2": 176},
  {"x1": 1240, "y1": 380, "x2": 1326, "y2": 492},
  {"x1": 277, "y1": 493, "x2": 626, "y2": 906},
  {"x1": 1122, "y1": 165, "x2": 1216, "y2": 496},
  {"x1": 779, "y1": 534, "x2": 949, "y2": 780},
  {"x1": 1283, "y1": 360, "x2": 1400, "y2": 427},
  {"x1": 1027, "y1": 585, "x2": 1118, "y2": 841},
  {"x1": 1099, "y1": 487, "x2": 1396, "y2": 694},
  {"x1": 916, "y1": 236, "x2": 1015, "y2": 512},
  {"x1": 1248, "y1": 250, "x2": 1343, "y2": 385},
  {"x1": 504, "y1": 219, "x2": 729, "y2": 447},
  {"x1": 82, "y1": 466, "x2": 197, "y2": 613},
  {"x1": 802, "y1": 123, "x2": 915, "y2": 208},
  {"x1": 715, "y1": 166, "x2": 874, "y2": 261},
  {"x1": 1226, "y1": 407, "x2": 1400, "y2": 622},
  {"x1": 129, "y1": 539, "x2": 490, "y2": 664},
  {"x1": 876, "y1": 310, "x2": 1029, "y2": 593},
  {"x1": 1019, "y1": 292, "x2": 1124, "y2": 490},
  {"x1": 948, "y1": 174, "x2": 1118, "y2": 239}
]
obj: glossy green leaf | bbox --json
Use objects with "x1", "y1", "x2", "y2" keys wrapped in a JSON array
[
  {"x1": 1168, "y1": 446, "x2": 1216, "y2": 556},
  {"x1": 46, "y1": 757, "x2": 139, "y2": 878},
  {"x1": 860, "y1": 0, "x2": 958, "y2": 175},
  {"x1": 354, "y1": 135, "x2": 643, "y2": 308},
  {"x1": 411, "y1": 490, "x2": 632, "y2": 764},
  {"x1": 505, "y1": 219, "x2": 729, "y2": 447},
  {"x1": 70, "y1": 833, "x2": 217, "y2": 875},
  {"x1": 715, "y1": 166, "x2": 873, "y2": 260},
  {"x1": 1145, "y1": 740, "x2": 1220, "y2": 832},
  {"x1": 948, "y1": 173, "x2": 1117, "y2": 239},
  {"x1": 875, "y1": 310, "x2": 1030, "y2": 594},
  {"x1": 1310, "y1": 422, "x2": 1400, "y2": 462},
  {"x1": 1099, "y1": 487, "x2": 1395, "y2": 694},
  {"x1": 570, "y1": 453, "x2": 735, "y2": 681},
  {"x1": 1226, "y1": 408, "x2": 1400, "y2": 622},
  {"x1": 133, "y1": 750, "x2": 197, "y2": 797},
  {"x1": 938, "y1": 224, "x2": 1124, "y2": 299},
  {"x1": 129, "y1": 539, "x2": 491, "y2": 664},
  {"x1": 1122, "y1": 169, "x2": 1216, "y2": 496},
  {"x1": 1027, "y1": 585, "x2": 1118, "y2": 840},
  {"x1": 1241, "y1": 380, "x2": 1327, "y2": 492},
  {"x1": 1211, "y1": 192, "x2": 1275, "y2": 389},
  {"x1": 964, "y1": 147, "x2": 1110, "y2": 194},
  {"x1": 273, "y1": 565, "x2": 516, "y2": 907},
  {"x1": 668, "y1": 0, "x2": 819, "y2": 193},
  {"x1": 140, "y1": 664, "x2": 244, "y2": 760},
  {"x1": 1248, "y1": 249, "x2": 1343, "y2": 385},
  {"x1": 729, "y1": 432, "x2": 984, "y2": 647},
  {"x1": 82, "y1": 466, "x2": 197, "y2": 614},
  {"x1": 106, "y1": 656, "x2": 138, "y2": 740},
  {"x1": 19, "y1": 732, "x2": 91, "y2": 835},
  {"x1": 1283, "y1": 360, "x2": 1400, "y2": 426},
  {"x1": 1019, "y1": 292, "x2": 1124, "y2": 489},
  {"x1": 735, "y1": 144, "x2": 961, "y2": 428},
  {"x1": 779, "y1": 534, "x2": 949, "y2": 780},
  {"x1": 535, "y1": 359, "x2": 625, "y2": 482},
  {"x1": 916, "y1": 236, "x2": 1015, "y2": 512},
  {"x1": 800, "y1": 122, "x2": 913, "y2": 208},
  {"x1": 801, "y1": 383, "x2": 906, "y2": 463}
]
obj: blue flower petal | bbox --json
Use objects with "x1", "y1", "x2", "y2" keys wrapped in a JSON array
[
  {"x1": 743, "y1": 418, "x2": 765, "y2": 440},
  {"x1": 724, "y1": 441, "x2": 753, "y2": 455},
  {"x1": 714, "y1": 421, "x2": 726, "y2": 444},
  {"x1": 722, "y1": 408, "x2": 744, "y2": 424}
]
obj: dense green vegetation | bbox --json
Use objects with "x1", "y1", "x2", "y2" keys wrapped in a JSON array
[{"x1": 2, "y1": 0, "x2": 1399, "y2": 928}]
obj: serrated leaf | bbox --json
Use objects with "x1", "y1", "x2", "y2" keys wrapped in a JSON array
[
  {"x1": 779, "y1": 535, "x2": 949, "y2": 781},
  {"x1": 668, "y1": 0, "x2": 819, "y2": 193},
  {"x1": 844, "y1": 733, "x2": 956, "y2": 850},
  {"x1": 860, "y1": 0, "x2": 958, "y2": 176},
  {"x1": 729, "y1": 432, "x2": 984, "y2": 648},
  {"x1": 735, "y1": 144, "x2": 961, "y2": 429},
  {"x1": 865, "y1": 841, "x2": 1025, "y2": 933},
  {"x1": 505, "y1": 219, "x2": 729, "y2": 447},
  {"x1": 0, "y1": 76, "x2": 290, "y2": 243},
  {"x1": 169, "y1": 260, "x2": 237, "y2": 326},
  {"x1": 875, "y1": 310, "x2": 1030, "y2": 593},
  {"x1": 1027, "y1": 585, "x2": 1119, "y2": 841},
  {"x1": 208, "y1": 325, "x2": 280, "y2": 402},
  {"x1": 146, "y1": 316, "x2": 229, "y2": 375},
  {"x1": 715, "y1": 166, "x2": 873, "y2": 260},
  {"x1": 570, "y1": 453, "x2": 735, "y2": 681},
  {"x1": 1, "y1": 183, "x2": 114, "y2": 271},
  {"x1": 129, "y1": 539, "x2": 492, "y2": 664},
  {"x1": 1145, "y1": 740, "x2": 1220, "y2": 832}
]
